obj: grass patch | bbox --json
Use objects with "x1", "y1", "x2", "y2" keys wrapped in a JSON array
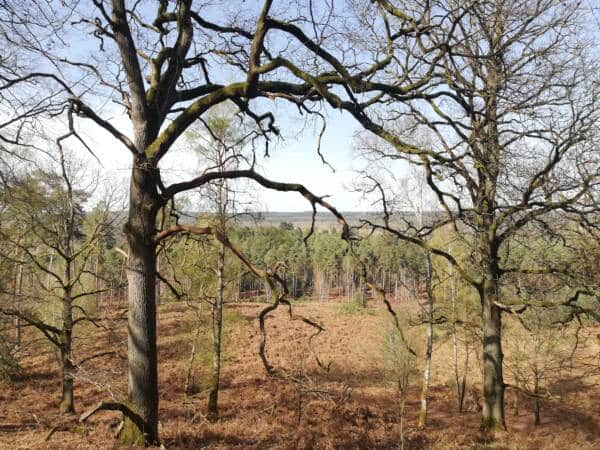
[
  {"x1": 223, "y1": 307, "x2": 251, "y2": 326},
  {"x1": 335, "y1": 300, "x2": 376, "y2": 316}
]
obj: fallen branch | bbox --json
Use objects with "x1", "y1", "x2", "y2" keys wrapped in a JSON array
[
  {"x1": 76, "y1": 350, "x2": 118, "y2": 367},
  {"x1": 39, "y1": 423, "x2": 88, "y2": 443},
  {"x1": 43, "y1": 425, "x2": 67, "y2": 442},
  {"x1": 79, "y1": 400, "x2": 145, "y2": 436},
  {"x1": 504, "y1": 383, "x2": 554, "y2": 399}
]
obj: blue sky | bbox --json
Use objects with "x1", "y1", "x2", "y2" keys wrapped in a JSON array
[
  {"x1": 75, "y1": 105, "x2": 383, "y2": 212},
  {"x1": 55, "y1": 0, "x2": 411, "y2": 213}
]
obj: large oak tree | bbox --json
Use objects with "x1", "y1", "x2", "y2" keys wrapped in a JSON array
[
  {"x1": 0, "y1": 0, "x2": 439, "y2": 444},
  {"x1": 348, "y1": 0, "x2": 600, "y2": 429}
]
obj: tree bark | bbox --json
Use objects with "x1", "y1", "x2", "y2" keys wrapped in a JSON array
[
  {"x1": 155, "y1": 253, "x2": 161, "y2": 306},
  {"x1": 450, "y1": 265, "x2": 462, "y2": 412},
  {"x1": 533, "y1": 336, "x2": 541, "y2": 425},
  {"x1": 184, "y1": 320, "x2": 201, "y2": 398},
  {"x1": 120, "y1": 164, "x2": 160, "y2": 445},
  {"x1": 59, "y1": 342, "x2": 75, "y2": 414},
  {"x1": 207, "y1": 242, "x2": 225, "y2": 421},
  {"x1": 418, "y1": 252, "x2": 434, "y2": 429},
  {"x1": 59, "y1": 197, "x2": 75, "y2": 416},
  {"x1": 481, "y1": 261, "x2": 506, "y2": 430},
  {"x1": 59, "y1": 285, "x2": 74, "y2": 414},
  {"x1": 13, "y1": 263, "x2": 23, "y2": 346},
  {"x1": 533, "y1": 387, "x2": 541, "y2": 426}
]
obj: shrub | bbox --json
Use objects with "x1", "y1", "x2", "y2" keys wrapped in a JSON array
[{"x1": 0, "y1": 335, "x2": 20, "y2": 383}]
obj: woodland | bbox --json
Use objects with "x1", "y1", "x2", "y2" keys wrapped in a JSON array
[{"x1": 0, "y1": 1, "x2": 599, "y2": 449}]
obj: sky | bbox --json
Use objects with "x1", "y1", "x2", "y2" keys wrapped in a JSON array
[
  {"x1": 44, "y1": 0, "x2": 404, "y2": 214},
  {"x1": 19, "y1": 0, "x2": 419, "y2": 214},
  {"x1": 7, "y1": 0, "x2": 599, "y2": 214},
  {"x1": 75, "y1": 105, "x2": 386, "y2": 213}
]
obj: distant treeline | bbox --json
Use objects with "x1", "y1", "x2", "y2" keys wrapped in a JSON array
[
  {"x1": 175, "y1": 210, "x2": 435, "y2": 230},
  {"x1": 163, "y1": 222, "x2": 428, "y2": 304}
]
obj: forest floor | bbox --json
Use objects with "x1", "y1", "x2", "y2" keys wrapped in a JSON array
[{"x1": 1, "y1": 300, "x2": 599, "y2": 449}]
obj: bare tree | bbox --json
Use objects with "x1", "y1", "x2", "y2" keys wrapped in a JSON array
[
  {"x1": 0, "y1": 149, "x2": 119, "y2": 414},
  {"x1": 0, "y1": 0, "x2": 446, "y2": 442},
  {"x1": 346, "y1": 0, "x2": 599, "y2": 430},
  {"x1": 412, "y1": 168, "x2": 435, "y2": 430},
  {"x1": 184, "y1": 107, "x2": 255, "y2": 421},
  {"x1": 0, "y1": 1, "x2": 317, "y2": 442}
]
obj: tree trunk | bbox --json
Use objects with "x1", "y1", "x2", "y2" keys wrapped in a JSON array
[
  {"x1": 59, "y1": 286, "x2": 75, "y2": 414},
  {"x1": 155, "y1": 252, "x2": 161, "y2": 306},
  {"x1": 459, "y1": 345, "x2": 468, "y2": 413},
  {"x1": 361, "y1": 283, "x2": 368, "y2": 308},
  {"x1": 451, "y1": 268, "x2": 461, "y2": 411},
  {"x1": 207, "y1": 243, "x2": 225, "y2": 422},
  {"x1": 481, "y1": 263, "x2": 506, "y2": 430},
  {"x1": 184, "y1": 320, "x2": 201, "y2": 398},
  {"x1": 418, "y1": 252, "x2": 434, "y2": 429},
  {"x1": 46, "y1": 253, "x2": 54, "y2": 289},
  {"x1": 59, "y1": 341, "x2": 75, "y2": 414},
  {"x1": 120, "y1": 165, "x2": 160, "y2": 446},
  {"x1": 533, "y1": 384, "x2": 541, "y2": 426},
  {"x1": 13, "y1": 263, "x2": 23, "y2": 346},
  {"x1": 399, "y1": 396, "x2": 406, "y2": 450},
  {"x1": 400, "y1": 268, "x2": 406, "y2": 303},
  {"x1": 95, "y1": 255, "x2": 101, "y2": 306},
  {"x1": 450, "y1": 262, "x2": 468, "y2": 412}
]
